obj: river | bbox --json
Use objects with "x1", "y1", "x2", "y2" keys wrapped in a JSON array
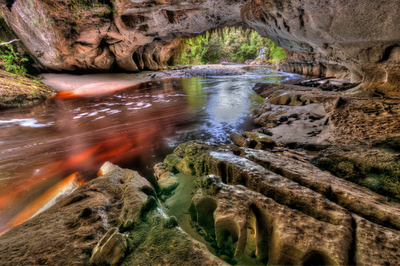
[{"x1": 0, "y1": 67, "x2": 305, "y2": 234}]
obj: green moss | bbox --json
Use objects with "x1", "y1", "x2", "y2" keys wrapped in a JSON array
[
  {"x1": 316, "y1": 154, "x2": 400, "y2": 201},
  {"x1": 99, "y1": 6, "x2": 113, "y2": 22}
]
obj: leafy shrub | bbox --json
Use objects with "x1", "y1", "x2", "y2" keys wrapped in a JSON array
[{"x1": 0, "y1": 41, "x2": 29, "y2": 76}]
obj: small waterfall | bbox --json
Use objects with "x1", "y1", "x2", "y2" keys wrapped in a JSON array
[{"x1": 258, "y1": 48, "x2": 266, "y2": 60}]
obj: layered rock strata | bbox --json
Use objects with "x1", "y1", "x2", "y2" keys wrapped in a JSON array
[
  {"x1": 3, "y1": 0, "x2": 400, "y2": 95},
  {"x1": 276, "y1": 50, "x2": 351, "y2": 79},
  {"x1": 1, "y1": 142, "x2": 399, "y2": 265},
  {"x1": 313, "y1": 136, "x2": 400, "y2": 201},
  {"x1": 161, "y1": 140, "x2": 400, "y2": 265}
]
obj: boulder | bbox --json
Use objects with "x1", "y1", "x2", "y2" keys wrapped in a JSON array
[
  {"x1": 89, "y1": 227, "x2": 127, "y2": 266},
  {"x1": 0, "y1": 69, "x2": 56, "y2": 108},
  {"x1": 0, "y1": 162, "x2": 226, "y2": 266},
  {"x1": 154, "y1": 163, "x2": 179, "y2": 195}
]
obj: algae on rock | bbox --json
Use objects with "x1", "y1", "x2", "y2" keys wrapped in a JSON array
[{"x1": 0, "y1": 69, "x2": 55, "y2": 108}]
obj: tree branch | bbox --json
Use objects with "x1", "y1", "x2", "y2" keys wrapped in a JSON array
[{"x1": 0, "y1": 39, "x2": 20, "y2": 46}]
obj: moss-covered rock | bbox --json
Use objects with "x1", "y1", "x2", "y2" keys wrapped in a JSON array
[
  {"x1": 312, "y1": 137, "x2": 400, "y2": 201},
  {"x1": 0, "y1": 70, "x2": 56, "y2": 108}
]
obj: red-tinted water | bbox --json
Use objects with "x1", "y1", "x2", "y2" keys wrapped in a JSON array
[{"x1": 0, "y1": 68, "x2": 305, "y2": 234}]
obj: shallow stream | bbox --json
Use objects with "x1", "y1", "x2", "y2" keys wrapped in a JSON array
[{"x1": 0, "y1": 67, "x2": 304, "y2": 234}]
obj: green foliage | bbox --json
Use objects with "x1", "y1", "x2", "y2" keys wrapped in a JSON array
[
  {"x1": 99, "y1": 6, "x2": 113, "y2": 21},
  {"x1": 264, "y1": 39, "x2": 287, "y2": 64},
  {"x1": 173, "y1": 27, "x2": 286, "y2": 65},
  {"x1": 0, "y1": 42, "x2": 29, "y2": 77},
  {"x1": 71, "y1": 0, "x2": 110, "y2": 9}
]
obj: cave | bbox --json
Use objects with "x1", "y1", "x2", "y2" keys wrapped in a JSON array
[{"x1": 0, "y1": 1, "x2": 400, "y2": 266}]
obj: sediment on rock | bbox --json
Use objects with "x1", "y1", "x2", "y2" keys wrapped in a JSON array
[{"x1": 312, "y1": 137, "x2": 400, "y2": 202}]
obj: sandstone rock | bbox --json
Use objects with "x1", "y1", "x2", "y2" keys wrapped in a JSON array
[
  {"x1": 90, "y1": 227, "x2": 127, "y2": 266},
  {"x1": 163, "y1": 141, "x2": 400, "y2": 265},
  {"x1": 165, "y1": 141, "x2": 353, "y2": 228},
  {"x1": 312, "y1": 137, "x2": 400, "y2": 201},
  {"x1": 3, "y1": 0, "x2": 400, "y2": 96},
  {"x1": 229, "y1": 132, "x2": 246, "y2": 147},
  {"x1": 157, "y1": 170, "x2": 179, "y2": 195},
  {"x1": 242, "y1": 131, "x2": 278, "y2": 149},
  {"x1": 154, "y1": 164, "x2": 179, "y2": 195},
  {"x1": 2, "y1": 0, "x2": 245, "y2": 72},
  {"x1": 352, "y1": 214, "x2": 400, "y2": 266},
  {"x1": 252, "y1": 83, "x2": 400, "y2": 145},
  {"x1": 242, "y1": 0, "x2": 400, "y2": 96},
  {"x1": 0, "y1": 162, "x2": 226, "y2": 266},
  {"x1": 191, "y1": 175, "x2": 352, "y2": 265},
  {"x1": 0, "y1": 69, "x2": 56, "y2": 108}
]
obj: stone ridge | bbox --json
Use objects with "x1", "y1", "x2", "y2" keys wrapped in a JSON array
[{"x1": 162, "y1": 140, "x2": 400, "y2": 265}]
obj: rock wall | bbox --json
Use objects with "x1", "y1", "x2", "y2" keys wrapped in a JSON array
[
  {"x1": 1, "y1": 0, "x2": 246, "y2": 72},
  {"x1": 241, "y1": 0, "x2": 400, "y2": 95},
  {"x1": 276, "y1": 49, "x2": 351, "y2": 78}
]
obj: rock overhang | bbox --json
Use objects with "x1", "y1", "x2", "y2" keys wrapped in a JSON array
[{"x1": 2, "y1": 0, "x2": 400, "y2": 95}]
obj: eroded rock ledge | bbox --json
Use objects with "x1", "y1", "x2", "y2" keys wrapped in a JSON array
[
  {"x1": 241, "y1": 0, "x2": 400, "y2": 96},
  {"x1": 162, "y1": 140, "x2": 400, "y2": 265},
  {"x1": 2, "y1": 0, "x2": 246, "y2": 72}
]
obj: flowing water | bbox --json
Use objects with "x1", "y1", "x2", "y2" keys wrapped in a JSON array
[{"x1": 0, "y1": 67, "x2": 305, "y2": 234}]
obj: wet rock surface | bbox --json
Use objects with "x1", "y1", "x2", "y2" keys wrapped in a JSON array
[
  {"x1": 0, "y1": 69, "x2": 56, "y2": 108},
  {"x1": 0, "y1": 162, "x2": 226, "y2": 266},
  {"x1": 161, "y1": 140, "x2": 400, "y2": 265},
  {"x1": 252, "y1": 82, "x2": 400, "y2": 145}
]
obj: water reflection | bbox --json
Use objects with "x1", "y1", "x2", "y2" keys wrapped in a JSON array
[{"x1": 0, "y1": 68, "x2": 305, "y2": 234}]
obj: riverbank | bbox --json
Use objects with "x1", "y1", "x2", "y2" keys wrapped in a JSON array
[
  {"x1": 0, "y1": 65, "x2": 251, "y2": 107},
  {"x1": 41, "y1": 65, "x2": 250, "y2": 96}
]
